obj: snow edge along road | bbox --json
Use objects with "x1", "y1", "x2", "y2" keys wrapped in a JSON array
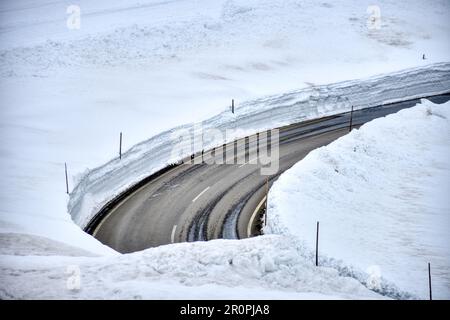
[{"x1": 68, "y1": 63, "x2": 450, "y2": 231}]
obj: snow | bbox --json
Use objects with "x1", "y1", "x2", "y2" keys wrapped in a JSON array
[
  {"x1": 68, "y1": 63, "x2": 450, "y2": 231},
  {"x1": 0, "y1": 234, "x2": 383, "y2": 299},
  {"x1": 1, "y1": 0, "x2": 450, "y2": 252},
  {"x1": 267, "y1": 99, "x2": 450, "y2": 299},
  {"x1": 1, "y1": 0, "x2": 450, "y2": 299}
]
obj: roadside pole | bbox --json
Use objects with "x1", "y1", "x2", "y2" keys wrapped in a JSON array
[
  {"x1": 428, "y1": 262, "x2": 433, "y2": 300},
  {"x1": 65, "y1": 162, "x2": 69, "y2": 194},
  {"x1": 349, "y1": 105, "x2": 354, "y2": 132},
  {"x1": 315, "y1": 221, "x2": 319, "y2": 266},
  {"x1": 119, "y1": 132, "x2": 122, "y2": 160},
  {"x1": 265, "y1": 177, "x2": 269, "y2": 226}
]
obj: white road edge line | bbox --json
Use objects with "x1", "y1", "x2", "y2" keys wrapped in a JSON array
[
  {"x1": 171, "y1": 225, "x2": 177, "y2": 243},
  {"x1": 247, "y1": 196, "x2": 267, "y2": 237},
  {"x1": 192, "y1": 186, "x2": 210, "y2": 203}
]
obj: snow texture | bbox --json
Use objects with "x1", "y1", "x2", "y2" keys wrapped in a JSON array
[
  {"x1": 1, "y1": 0, "x2": 450, "y2": 299},
  {"x1": 0, "y1": 234, "x2": 384, "y2": 299},
  {"x1": 267, "y1": 99, "x2": 450, "y2": 299},
  {"x1": 1, "y1": 0, "x2": 450, "y2": 254},
  {"x1": 69, "y1": 63, "x2": 450, "y2": 230}
]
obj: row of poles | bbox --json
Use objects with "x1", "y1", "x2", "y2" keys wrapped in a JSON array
[
  {"x1": 64, "y1": 100, "x2": 351, "y2": 193},
  {"x1": 64, "y1": 101, "x2": 434, "y2": 299},
  {"x1": 64, "y1": 100, "x2": 353, "y2": 192}
]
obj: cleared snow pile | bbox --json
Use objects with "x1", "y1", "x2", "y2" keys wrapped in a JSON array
[
  {"x1": 1, "y1": 0, "x2": 450, "y2": 300},
  {"x1": 267, "y1": 99, "x2": 450, "y2": 299},
  {"x1": 1, "y1": 0, "x2": 450, "y2": 253},
  {"x1": 0, "y1": 235, "x2": 383, "y2": 299},
  {"x1": 69, "y1": 63, "x2": 450, "y2": 230}
]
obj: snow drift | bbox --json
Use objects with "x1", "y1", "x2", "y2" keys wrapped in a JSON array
[
  {"x1": 3, "y1": 100, "x2": 447, "y2": 299},
  {"x1": 0, "y1": 234, "x2": 383, "y2": 299},
  {"x1": 1, "y1": 0, "x2": 450, "y2": 299},
  {"x1": 267, "y1": 99, "x2": 450, "y2": 299},
  {"x1": 2, "y1": 0, "x2": 450, "y2": 255},
  {"x1": 69, "y1": 63, "x2": 450, "y2": 230}
]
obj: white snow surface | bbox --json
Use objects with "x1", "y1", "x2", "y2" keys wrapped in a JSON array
[
  {"x1": 1, "y1": 235, "x2": 383, "y2": 299},
  {"x1": 68, "y1": 63, "x2": 450, "y2": 232},
  {"x1": 1, "y1": 0, "x2": 450, "y2": 299},
  {"x1": 267, "y1": 99, "x2": 450, "y2": 299}
]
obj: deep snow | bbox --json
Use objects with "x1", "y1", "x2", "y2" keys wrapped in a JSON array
[
  {"x1": 0, "y1": 234, "x2": 383, "y2": 299},
  {"x1": 1, "y1": 0, "x2": 450, "y2": 254},
  {"x1": 267, "y1": 99, "x2": 450, "y2": 299},
  {"x1": 1, "y1": 0, "x2": 450, "y2": 299},
  {"x1": 68, "y1": 63, "x2": 450, "y2": 232},
  {"x1": 2, "y1": 100, "x2": 448, "y2": 299}
]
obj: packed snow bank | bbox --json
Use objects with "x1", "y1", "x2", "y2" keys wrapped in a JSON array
[
  {"x1": 0, "y1": 235, "x2": 384, "y2": 299},
  {"x1": 69, "y1": 63, "x2": 450, "y2": 230},
  {"x1": 1, "y1": 0, "x2": 450, "y2": 300},
  {"x1": 267, "y1": 99, "x2": 450, "y2": 299},
  {"x1": 1, "y1": 0, "x2": 450, "y2": 254}
]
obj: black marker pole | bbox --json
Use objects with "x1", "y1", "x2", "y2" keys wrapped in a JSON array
[
  {"x1": 315, "y1": 221, "x2": 319, "y2": 266},
  {"x1": 349, "y1": 105, "x2": 354, "y2": 132},
  {"x1": 428, "y1": 262, "x2": 432, "y2": 300},
  {"x1": 119, "y1": 132, "x2": 122, "y2": 160},
  {"x1": 65, "y1": 162, "x2": 69, "y2": 194}
]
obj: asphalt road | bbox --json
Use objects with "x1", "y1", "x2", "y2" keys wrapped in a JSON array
[{"x1": 93, "y1": 94, "x2": 450, "y2": 253}]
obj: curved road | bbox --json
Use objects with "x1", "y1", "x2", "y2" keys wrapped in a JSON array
[{"x1": 92, "y1": 94, "x2": 450, "y2": 253}]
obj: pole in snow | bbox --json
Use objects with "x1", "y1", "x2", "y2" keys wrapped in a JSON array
[
  {"x1": 231, "y1": 99, "x2": 235, "y2": 114},
  {"x1": 265, "y1": 177, "x2": 269, "y2": 226},
  {"x1": 65, "y1": 162, "x2": 69, "y2": 194},
  {"x1": 119, "y1": 132, "x2": 122, "y2": 160},
  {"x1": 428, "y1": 262, "x2": 433, "y2": 300},
  {"x1": 349, "y1": 105, "x2": 354, "y2": 132},
  {"x1": 315, "y1": 221, "x2": 319, "y2": 266}
]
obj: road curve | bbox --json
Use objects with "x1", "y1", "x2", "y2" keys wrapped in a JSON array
[{"x1": 92, "y1": 94, "x2": 450, "y2": 253}]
